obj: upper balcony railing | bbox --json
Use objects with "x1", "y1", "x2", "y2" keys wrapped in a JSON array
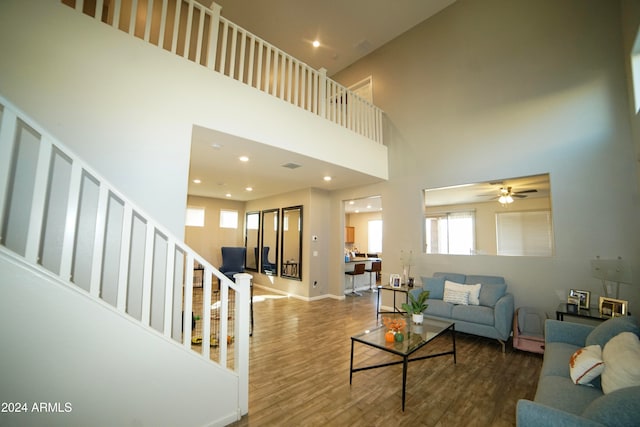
[{"x1": 63, "y1": 0, "x2": 384, "y2": 144}]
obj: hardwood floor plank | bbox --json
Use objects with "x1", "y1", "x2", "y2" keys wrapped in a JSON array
[{"x1": 230, "y1": 288, "x2": 542, "y2": 426}]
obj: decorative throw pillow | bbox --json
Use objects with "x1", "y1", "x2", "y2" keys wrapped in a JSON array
[
  {"x1": 444, "y1": 280, "x2": 481, "y2": 305},
  {"x1": 601, "y1": 332, "x2": 640, "y2": 394},
  {"x1": 421, "y1": 277, "x2": 445, "y2": 300},
  {"x1": 443, "y1": 288, "x2": 469, "y2": 305},
  {"x1": 569, "y1": 345, "x2": 604, "y2": 385}
]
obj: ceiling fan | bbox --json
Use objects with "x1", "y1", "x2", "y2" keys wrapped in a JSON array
[{"x1": 493, "y1": 186, "x2": 537, "y2": 204}]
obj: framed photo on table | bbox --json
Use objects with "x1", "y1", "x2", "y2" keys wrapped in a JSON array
[
  {"x1": 569, "y1": 289, "x2": 590, "y2": 309},
  {"x1": 599, "y1": 297, "x2": 628, "y2": 318}
]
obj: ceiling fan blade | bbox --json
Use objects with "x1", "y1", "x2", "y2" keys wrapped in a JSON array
[
  {"x1": 512, "y1": 194, "x2": 528, "y2": 198},
  {"x1": 513, "y1": 189, "x2": 538, "y2": 194}
]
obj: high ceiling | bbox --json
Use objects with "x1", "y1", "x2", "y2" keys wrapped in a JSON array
[
  {"x1": 211, "y1": 0, "x2": 456, "y2": 76},
  {"x1": 188, "y1": 1, "x2": 457, "y2": 201}
]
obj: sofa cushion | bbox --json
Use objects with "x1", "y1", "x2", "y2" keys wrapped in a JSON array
[
  {"x1": 421, "y1": 276, "x2": 445, "y2": 300},
  {"x1": 569, "y1": 345, "x2": 604, "y2": 385},
  {"x1": 433, "y1": 272, "x2": 467, "y2": 284},
  {"x1": 452, "y1": 304, "x2": 494, "y2": 326},
  {"x1": 601, "y1": 332, "x2": 640, "y2": 394},
  {"x1": 541, "y1": 342, "x2": 582, "y2": 378},
  {"x1": 424, "y1": 299, "x2": 453, "y2": 318},
  {"x1": 582, "y1": 386, "x2": 640, "y2": 427},
  {"x1": 478, "y1": 283, "x2": 507, "y2": 307},
  {"x1": 534, "y1": 375, "x2": 603, "y2": 416},
  {"x1": 465, "y1": 274, "x2": 505, "y2": 286},
  {"x1": 585, "y1": 316, "x2": 640, "y2": 348}
]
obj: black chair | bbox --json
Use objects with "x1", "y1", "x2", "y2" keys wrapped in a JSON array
[
  {"x1": 345, "y1": 263, "x2": 365, "y2": 296},
  {"x1": 220, "y1": 247, "x2": 246, "y2": 281},
  {"x1": 220, "y1": 247, "x2": 253, "y2": 335},
  {"x1": 365, "y1": 261, "x2": 382, "y2": 291}
]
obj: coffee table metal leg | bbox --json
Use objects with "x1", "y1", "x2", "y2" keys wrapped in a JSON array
[
  {"x1": 452, "y1": 325, "x2": 457, "y2": 364},
  {"x1": 350, "y1": 339, "x2": 355, "y2": 384},
  {"x1": 402, "y1": 356, "x2": 408, "y2": 411}
]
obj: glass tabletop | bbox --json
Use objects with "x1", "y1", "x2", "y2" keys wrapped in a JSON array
[{"x1": 351, "y1": 316, "x2": 454, "y2": 356}]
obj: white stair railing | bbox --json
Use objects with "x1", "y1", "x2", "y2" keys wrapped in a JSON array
[
  {"x1": 0, "y1": 94, "x2": 250, "y2": 414},
  {"x1": 62, "y1": 0, "x2": 384, "y2": 144}
]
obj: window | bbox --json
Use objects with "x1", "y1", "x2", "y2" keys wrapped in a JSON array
[
  {"x1": 425, "y1": 211, "x2": 475, "y2": 255},
  {"x1": 368, "y1": 219, "x2": 382, "y2": 253},
  {"x1": 185, "y1": 207, "x2": 204, "y2": 227},
  {"x1": 219, "y1": 209, "x2": 238, "y2": 229},
  {"x1": 496, "y1": 210, "x2": 553, "y2": 256}
]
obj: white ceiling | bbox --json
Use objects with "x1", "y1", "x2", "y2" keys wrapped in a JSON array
[
  {"x1": 188, "y1": 126, "x2": 386, "y2": 201},
  {"x1": 188, "y1": 1, "x2": 457, "y2": 202},
  {"x1": 211, "y1": 0, "x2": 456, "y2": 76}
]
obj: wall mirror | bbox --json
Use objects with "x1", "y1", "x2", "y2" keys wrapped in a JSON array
[
  {"x1": 244, "y1": 211, "x2": 260, "y2": 271},
  {"x1": 424, "y1": 173, "x2": 554, "y2": 256},
  {"x1": 260, "y1": 209, "x2": 279, "y2": 275},
  {"x1": 281, "y1": 206, "x2": 303, "y2": 280}
]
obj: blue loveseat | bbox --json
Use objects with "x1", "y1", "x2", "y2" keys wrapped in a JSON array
[
  {"x1": 412, "y1": 272, "x2": 514, "y2": 352},
  {"x1": 517, "y1": 316, "x2": 640, "y2": 426}
]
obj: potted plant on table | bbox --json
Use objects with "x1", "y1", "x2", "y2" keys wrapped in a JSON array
[{"x1": 402, "y1": 290, "x2": 430, "y2": 324}]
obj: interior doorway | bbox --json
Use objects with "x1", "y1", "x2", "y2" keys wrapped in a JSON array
[{"x1": 343, "y1": 195, "x2": 383, "y2": 258}]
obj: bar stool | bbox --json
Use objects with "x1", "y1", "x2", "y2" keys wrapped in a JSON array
[
  {"x1": 345, "y1": 263, "x2": 365, "y2": 296},
  {"x1": 365, "y1": 261, "x2": 382, "y2": 292}
]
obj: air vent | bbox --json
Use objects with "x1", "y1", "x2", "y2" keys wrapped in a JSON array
[{"x1": 282, "y1": 162, "x2": 302, "y2": 169}]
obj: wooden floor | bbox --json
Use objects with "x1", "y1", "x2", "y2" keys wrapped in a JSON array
[{"x1": 230, "y1": 288, "x2": 542, "y2": 427}]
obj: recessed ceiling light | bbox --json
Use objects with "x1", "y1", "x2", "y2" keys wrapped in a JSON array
[
  {"x1": 323, "y1": 176, "x2": 332, "y2": 182},
  {"x1": 349, "y1": 200, "x2": 355, "y2": 205},
  {"x1": 239, "y1": 156, "x2": 249, "y2": 162},
  {"x1": 226, "y1": 193, "x2": 232, "y2": 197},
  {"x1": 312, "y1": 40, "x2": 320, "y2": 48},
  {"x1": 366, "y1": 205, "x2": 372, "y2": 209},
  {"x1": 193, "y1": 179, "x2": 201, "y2": 184},
  {"x1": 245, "y1": 187, "x2": 253, "y2": 192},
  {"x1": 211, "y1": 143, "x2": 222, "y2": 149}
]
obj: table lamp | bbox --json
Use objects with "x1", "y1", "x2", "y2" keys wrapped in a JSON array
[{"x1": 591, "y1": 256, "x2": 633, "y2": 299}]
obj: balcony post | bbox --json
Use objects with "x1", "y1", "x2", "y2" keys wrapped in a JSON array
[
  {"x1": 206, "y1": 2, "x2": 222, "y2": 69},
  {"x1": 319, "y1": 67, "x2": 327, "y2": 118},
  {"x1": 234, "y1": 272, "x2": 252, "y2": 415}
]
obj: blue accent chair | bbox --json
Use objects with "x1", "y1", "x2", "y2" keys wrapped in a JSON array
[{"x1": 219, "y1": 247, "x2": 246, "y2": 281}]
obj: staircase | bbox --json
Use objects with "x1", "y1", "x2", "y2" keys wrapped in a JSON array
[{"x1": 0, "y1": 96, "x2": 250, "y2": 425}]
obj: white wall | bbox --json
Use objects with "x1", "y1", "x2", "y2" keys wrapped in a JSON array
[
  {"x1": 331, "y1": 0, "x2": 640, "y2": 315},
  {"x1": 0, "y1": 251, "x2": 239, "y2": 427},
  {"x1": 0, "y1": 0, "x2": 387, "y2": 238},
  {"x1": 621, "y1": 0, "x2": 640, "y2": 189},
  {"x1": 185, "y1": 196, "x2": 245, "y2": 267}
]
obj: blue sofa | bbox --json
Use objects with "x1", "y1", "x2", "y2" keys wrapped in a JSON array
[
  {"x1": 412, "y1": 272, "x2": 514, "y2": 352},
  {"x1": 517, "y1": 316, "x2": 640, "y2": 427}
]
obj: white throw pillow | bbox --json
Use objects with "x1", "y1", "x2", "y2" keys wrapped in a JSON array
[
  {"x1": 443, "y1": 288, "x2": 469, "y2": 305},
  {"x1": 601, "y1": 332, "x2": 640, "y2": 394},
  {"x1": 569, "y1": 344, "x2": 604, "y2": 385},
  {"x1": 444, "y1": 280, "x2": 481, "y2": 305}
]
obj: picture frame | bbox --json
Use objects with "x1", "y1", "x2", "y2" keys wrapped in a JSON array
[
  {"x1": 599, "y1": 297, "x2": 628, "y2": 318},
  {"x1": 569, "y1": 289, "x2": 590, "y2": 309},
  {"x1": 389, "y1": 274, "x2": 401, "y2": 288}
]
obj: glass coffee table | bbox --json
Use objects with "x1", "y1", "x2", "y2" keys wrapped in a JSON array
[{"x1": 349, "y1": 316, "x2": 456, "y2": 411}]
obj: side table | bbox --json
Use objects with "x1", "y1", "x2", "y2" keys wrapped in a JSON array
[
  {"x1": 377, "y1": 285, "x2": 412, "y2": 319},
  {"x1": 555, "y1": 303, "x2": 608, "y2": 322}
]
